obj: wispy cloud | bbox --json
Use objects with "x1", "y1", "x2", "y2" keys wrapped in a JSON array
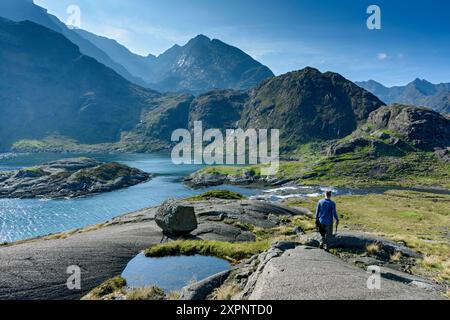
[
  {"x1": 377, "y1": 52, "x2": 389, "y2": 60},
  {"x1": 135, "y1": 23, "x2": 195, "y2": 44},
  {"x1": 96, "y1": 25, "x2": 131, "y2": 43}
]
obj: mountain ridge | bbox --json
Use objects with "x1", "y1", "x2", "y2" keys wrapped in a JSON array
[
  {"x1": 356, "y1": 79, "x2": 450, "y2": 113},
  {"x1": 0, "y1": 17, "x2": 159, "y2": 151},
  {"x1": 0, "y1": 0, "x2": 149, "y2": 87},
  {"x1": 241, "y1": 67, "x2": 385, "y2": 151},
  {"x1": 76, "y1": 31, "x2": 275, "y2": 94}
]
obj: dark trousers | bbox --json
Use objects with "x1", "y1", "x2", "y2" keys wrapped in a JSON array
[{"x1": 318, "y1": 224, "x2": 333, "y2": 247}]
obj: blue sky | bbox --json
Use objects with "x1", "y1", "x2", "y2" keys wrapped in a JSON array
[{"x1": 34, "y1": 0, "x2": 449, "y2": 86}]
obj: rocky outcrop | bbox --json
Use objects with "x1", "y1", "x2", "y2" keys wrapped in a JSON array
[
  {"x1": 155, "y1": 200, "x2": 198, "y2": 236},
  {"x1": 327, "y1": 104, "x2": 450, "y2": 157},
  {"x1": 367, "y1": 104, "x2": 450, "y2": 150},
  {"x1": 328, "y1": 138, "x2": 371, "y2": 156},
  {"x1": 192, "y1": 199, "x2": 306, "y2": 229},
  {"x1": 0, "y1": 158, "x2": 151, "y2": 199},
  {"x1": 152, "y1": 199, "x2": 307, "y2": 242},
  {"x1": 434, "y1": 148, "x2": 450, "y2": 163},
  {"x1": 114, "y1": 198, "x2": 306, "y2": 243},
  {"x1": 327, "y1": 136, "x2": 415, "y2": 157},
  {"x1": 232, "y1": 241, "x2": 298, "y2": 300},
  {"x1": 184, "y1": 170, "x2": 293, "y2": 188}
]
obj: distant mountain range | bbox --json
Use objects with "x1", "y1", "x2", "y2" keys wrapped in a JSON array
[
  {"x1": 0, "y1": 16, "x2": 384, "y2": 153},
  {"x1": 0, "y1": 1, "x2": 447, "y2": 155},
  {"x1": 356, "y1": 79, "x2": 450, "y2": 114},
  {"x1": 1, "y1": 0, "x2": 274, "y2": 94},
  {"x1": 76, "y1": 30, "x2": 275, "y2": 94}
]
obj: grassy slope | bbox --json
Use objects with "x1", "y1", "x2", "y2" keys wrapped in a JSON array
[
  {"x1": 305, "y1": 152, "x2": 450, "y2": 188},
  {"x1": 197, "y1": 150, "x2": 450, "y2": 189},
  {"x1": 12, "y1": 136, "x2": 115, "y2": 153},
  {"x1": 12, "y1": 135, "x2": 171, "y2": 154}
]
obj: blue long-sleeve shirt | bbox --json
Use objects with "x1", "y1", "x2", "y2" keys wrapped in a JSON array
[{"x1": 316, "y1": 199, "x2": 339, "y2": 226}]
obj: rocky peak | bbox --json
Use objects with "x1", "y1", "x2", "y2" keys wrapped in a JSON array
[
  {"x1": 408, "y1": 78, "x2": 437, "y2": 96},
  {"x1": 240, "y1": 67, "x2": 384, "y2": 150},
  {"x1": 187, "y1": 34, "x2": 211, "y2": 45},
  {"x1": 367, "y1": 104, "x2": 450, "y2": 150}
]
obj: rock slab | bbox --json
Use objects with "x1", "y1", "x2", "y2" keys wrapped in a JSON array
[{"x1": 249, "y1": 246, "x2": 442, "y2": 300}]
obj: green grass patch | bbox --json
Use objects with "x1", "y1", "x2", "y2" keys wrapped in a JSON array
[
  {"x1": 12, "y1": 136, "x2": 115, "y2": 153},
  {"x1": 398, "y1": 211, "x2": 424, "y2": 221},
  {"x1": 12, "y1": 139, "x2": 47, "y2": 149},
  {"x1": 186, "y1": 190, "x2": 245, "y2": 201},
  {"x1": 144, "y1": 240, "x2": 270, "y2": 263},
  {"x1": 82, "y1": 276, "x2": 126, "y2": 300},
  {"x1": 126, "y1": 286, "x2": 165, "y2": 301}
]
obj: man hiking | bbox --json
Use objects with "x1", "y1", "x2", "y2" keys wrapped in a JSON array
[{"x1": 315, "y1": 191, "x2": 339, "y2": 250}]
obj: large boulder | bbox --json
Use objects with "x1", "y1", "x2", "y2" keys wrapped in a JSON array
[{"x1": 155, "y1": 200, "x2": 198, "y2": 236}]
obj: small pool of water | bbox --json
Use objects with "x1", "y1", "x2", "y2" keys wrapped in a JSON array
[{"x1": 121, "y1": 253, "x2": 231, "y2": 292}]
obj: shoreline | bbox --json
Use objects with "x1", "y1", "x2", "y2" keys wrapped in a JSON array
[{"x1": 2, "y1": 178, "x2": 449, "y2": 246}]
